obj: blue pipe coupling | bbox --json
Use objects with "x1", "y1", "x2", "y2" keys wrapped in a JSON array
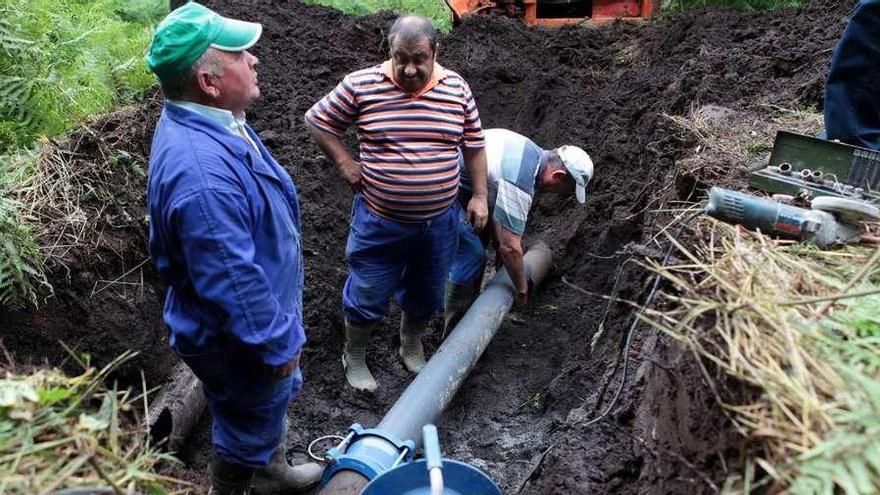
[{"x1": 321, "y1": 423, "x2": 416, "y2": 484}]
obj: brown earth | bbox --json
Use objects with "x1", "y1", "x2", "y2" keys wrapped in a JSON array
[{"x1": 0, "y1": 0, "x2": 857, "y2": 492}]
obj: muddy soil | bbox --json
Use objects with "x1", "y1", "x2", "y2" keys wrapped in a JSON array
[{"x1": 0, "y1": 0, "x2": 856, "y2": 492}]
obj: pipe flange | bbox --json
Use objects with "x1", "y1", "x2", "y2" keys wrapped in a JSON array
[{"x1": 321, "y1": 423, "x2": 416, "y2": 485}]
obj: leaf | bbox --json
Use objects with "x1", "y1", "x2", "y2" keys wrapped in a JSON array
[
  {"x1": 77, "y1": 412, "x2": 108, "y2": 431},
  {"x1": 0, "y1": 379, "x2": 39, "y2": 407},
  {"x1": 37, "y1": 387, "x2": 74, "y2": 405}
]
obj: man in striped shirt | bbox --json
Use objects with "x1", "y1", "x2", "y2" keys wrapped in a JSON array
[
  {"x1": 305, "y1": 15, "x2": 488, "y2": 392},
  {"x1": 446, "y1": 129, "x2": 594, "y2": 331}
]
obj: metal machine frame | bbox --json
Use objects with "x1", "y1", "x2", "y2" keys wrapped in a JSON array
[{"x1": 445, "y1": 0, "x2": 659, "y2": 27}]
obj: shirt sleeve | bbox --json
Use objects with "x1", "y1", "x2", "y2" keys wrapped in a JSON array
[
  {"x1": 460, "y1": 79, "x2": 485, "y2": 149},
  {"x1": 305, "y1": 74, "x2": 359, "y2": 137},
  {"x1": 171, "y1": 188, "x2": 303, "y2": 366},
  {"x1": 493, "y1": 179, "x2": 532, "y2": 235}
]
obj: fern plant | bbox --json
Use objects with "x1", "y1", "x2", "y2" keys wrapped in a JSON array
[
  {"x1": 790, "y1": 303, "x2": 880, "y2": 494},
  {"x1": 0, "y1": 196, "x2": 40, "y2": 308},
  {"x1": 0, "y1": 0, "x2": 163, "y2": 154},
  {"x1": 789, "y1": 367, "x2": 880, "y2": 494},
  {"x1": 0, "y1": 0, "x2": 164, "y2": 308}
]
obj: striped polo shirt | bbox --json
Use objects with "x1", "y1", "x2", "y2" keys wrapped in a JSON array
[
  {"x1": 306, "y1": 61, "x2": 485, "y2": 222},
  {"x1": 459, "y1": 129, "x2": 547, "y2": 235}
]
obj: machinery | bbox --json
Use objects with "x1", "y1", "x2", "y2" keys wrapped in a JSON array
[
  {"x1": 444, "y1": 0, "x2": 659, "y2": 27},
  {"x1": 749, "y1": 131, "x2": 880, "y2": 203},
  {"x1": 317, "y1": 245, "x2": 553, "y2": 495},
  {"x1": 705, "y1": 187, "x2": 879, "y2": 248},
  {"x1": 706, "y1": 131, "x2": 880, "y2": 247}
]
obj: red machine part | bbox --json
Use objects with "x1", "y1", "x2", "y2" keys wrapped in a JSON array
[{"x1": 445, "y1": 0, "x2": 658, "y2": 26}]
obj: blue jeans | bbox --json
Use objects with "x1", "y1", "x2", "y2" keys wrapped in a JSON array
[
  {"x1": 824, "y1": 0, "x2": 880, "y2": 150},
  {"x1": 449, "y1": 207, "x2": 489, "y2": 285},
  {"x1": 342, "y1": 194, "x2": 459, "y2": 325},
  {"x1": 178, "y1": 341, "x2": 302, "y2": 468}
]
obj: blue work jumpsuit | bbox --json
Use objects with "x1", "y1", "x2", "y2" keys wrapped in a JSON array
[
  {"x1": 148, "y1": 103, "x2": 305, "y2": 468},
  {"x1": 824, "y1": 0, "x2": 880, "y2": 150}
]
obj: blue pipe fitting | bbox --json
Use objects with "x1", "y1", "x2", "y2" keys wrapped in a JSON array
[{"x1": 321, "y1": 423, "x2": 416, "y2": 484}]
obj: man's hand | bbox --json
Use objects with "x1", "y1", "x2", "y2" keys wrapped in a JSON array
[
  {"x1": 338, "y1": 159, "x2": 362, "y2": 191},
  {"x1": 466, "y1": 194, "x2": 488, "y2": 231},
  {"x1": 265, "y1": 354, "x2": 300, "y2": 380}
]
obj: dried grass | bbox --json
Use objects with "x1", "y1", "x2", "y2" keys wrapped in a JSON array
[
  {"x1": 0, "y1": 350, "x2": 192, "y2": 494},
  {"x1": 645, "y1": 219, "x2": 880, "y2": 493},
  {"x1": 661, "y1": 104, "x2": 824, "y2": 190}
]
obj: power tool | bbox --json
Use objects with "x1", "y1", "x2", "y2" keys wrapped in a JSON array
[{"x1": 705, "y1": 187, "x2": 880, "y2": 248}]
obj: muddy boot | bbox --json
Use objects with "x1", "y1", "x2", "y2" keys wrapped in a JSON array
[
  {"x1": 211, "y1": 459, "x2": 255, "y2": 495},
  {"x1": 399, "y1": 313, "x2": 428, "y2": 374},
  {"x1": 443, "y1": 281, "x2": 477, "y2": 336},
  {"x1": 342, "y1": 320, "x2": 378, "y2": 392},
  {"x1": 251, "y1": 447, "x2": 323, "y2": 495}
]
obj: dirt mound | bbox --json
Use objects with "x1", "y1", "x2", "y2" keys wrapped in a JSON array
[
  {"x1": 1, "y1": 0, "x2": 856, "y2": 492},
  {"x1": 0, "y1": 98, "x2": 172, "y2": 383}
]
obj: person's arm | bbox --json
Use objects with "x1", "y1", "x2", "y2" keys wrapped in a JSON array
[
  {"x1": 305, "y1": 121, "x2": 361, "y2": 190},
  {"x1": 460, "y1": 79, "x2": 488, "y2": 230},
  {"x1": 493, "y1": 222, "x2": 528, "y2": 307},
  {"x1": 305, "y1": 76, "x2": 362, "y2": 189},
  {"x1": 462, "y1": 146, "x2": 488, "y2": 230},
  {"x1": 173, "y1": 188, "x2": 303, "y2": 370}
]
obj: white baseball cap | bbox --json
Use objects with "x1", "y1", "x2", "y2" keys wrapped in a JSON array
[{"x1": 557, "y1": 145, "x2": 594, "y2": 204}]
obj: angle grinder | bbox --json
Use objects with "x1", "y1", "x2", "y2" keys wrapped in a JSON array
[{"x1": 704, "y1": 187, "x2": 880, "y2": 248}]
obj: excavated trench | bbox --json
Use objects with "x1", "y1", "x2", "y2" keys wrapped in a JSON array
[{"x1": 0, "y1": 0, "x2": 857, "y2": 492}]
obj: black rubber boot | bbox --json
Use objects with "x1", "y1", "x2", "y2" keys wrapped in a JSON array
[
  {"x1": 443, "y1": 280, "x2": 477, "y2": 336},
  {"x1": 399, "y1": 313, "x2": 428, "y2": 374},
  {"x1": 342, "y1": 319, "x2": 379, "y2": 392},
  {"x1": 251, "y1": 447, "x2": 323, "y2": 494},
  {"x1": 211, "y1": 459, "x2": 255, "y2": 495}
]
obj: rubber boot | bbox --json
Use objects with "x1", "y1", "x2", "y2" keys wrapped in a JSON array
[
  {"x1": 251, "y1": 447, "x2": 323, "y2": 494},
  {"x1": 342, "y1": 320, "x2": 378, "y2": 392},
  {"x1": 399, "y1": 313, "x2": 428, "y2": 374},
  {"x1": 211, "y1": 459, "x2": 255, "y2": 495},
  {"x1": 443, "y1": 281, "x2": 477, "y2": 336}
]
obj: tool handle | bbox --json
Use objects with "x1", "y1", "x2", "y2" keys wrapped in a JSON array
[
  {"x1": 423, "y1": 424, "x2": 443, "y2": 470},
  {"x1": 423, "y1": 424, "x2": 444, "y2": 495}
]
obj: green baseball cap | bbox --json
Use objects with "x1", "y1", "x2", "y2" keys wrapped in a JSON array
[{"x1": 146, "y1": 2, "x2": 262, "y2": 80}]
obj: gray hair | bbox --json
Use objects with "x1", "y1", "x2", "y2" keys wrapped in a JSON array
[
  {"x1": 159, "y1": 48, "x2": 225, "y2": 100},
  {"x1": 387, "y1": 15, "x2": 438, "y2": 51}
]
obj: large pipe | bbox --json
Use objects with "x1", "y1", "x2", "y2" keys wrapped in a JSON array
[
  {"x1": 320, "y1": 243, "x2": 553, "y2": 495},
  {"x1": 379, "y1": 243, "x2": 553, "y2": 443},
  {"x1": 148, "y1": 362, "x2": 207, "y2": 452}
]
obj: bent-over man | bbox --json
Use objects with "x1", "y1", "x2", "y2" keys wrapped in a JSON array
[{"x1": 445, "y1": 128, "x2": 594, "y2": 329}]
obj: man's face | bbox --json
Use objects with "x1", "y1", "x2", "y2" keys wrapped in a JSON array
[
  {"x1": 390, "y1": 36, "x2": 436, "y2": 94},
  {"x1": 211, "y1": 49, "x2": 260, "y2": 114}
]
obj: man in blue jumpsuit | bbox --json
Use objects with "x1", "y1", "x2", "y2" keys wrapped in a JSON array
[
  {"x1": 145, "y1": 3, "x2": 321, "y2": 493},
  {"x1": 824, "y1": 0, "x2": 880, "y2": 150}
]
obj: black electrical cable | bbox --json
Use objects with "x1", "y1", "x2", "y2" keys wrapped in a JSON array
[{"x1": 582, "y1": 209, "x2": 703, "y2": 428}]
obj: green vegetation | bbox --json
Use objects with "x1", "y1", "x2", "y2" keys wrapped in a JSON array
[
  {"x1": 664, "y1": 0, "x2": 810, "y2": 12},
  {"x1": 302, "y1": 0, "x2": 452, "y2": 31},
  {"x1": 0, "y1": 351, "x2": 191, "y2": 493},
  {"x1": 0, "y1": 0, "x2": 165, "y2": 308},
  {"x1": 649, "y1": 219, "x2": 880, "y2": 494},
  {"x1": 0, "y1": 0, "x2": 165, "y2": 154}
]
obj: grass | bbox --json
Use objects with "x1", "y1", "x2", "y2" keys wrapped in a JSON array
[
  {"x1": 0, "y1": 0, "x2": 165, "y2": 154},
  {"x1": 302, "y1": 0, "x2": 452, "y2": 31},
  {"x1": 0, "y1": 0, "x2": 165, "y2": 308},
  {"x1": 0, "y1": 350, "x2": 191, "y2": 494},
  {"x1": 663, "y1": 0, "x2": 811, "y2": 12},
  {"x1": 645, "y1": 219, "x2": 880, "y2": 493}
]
